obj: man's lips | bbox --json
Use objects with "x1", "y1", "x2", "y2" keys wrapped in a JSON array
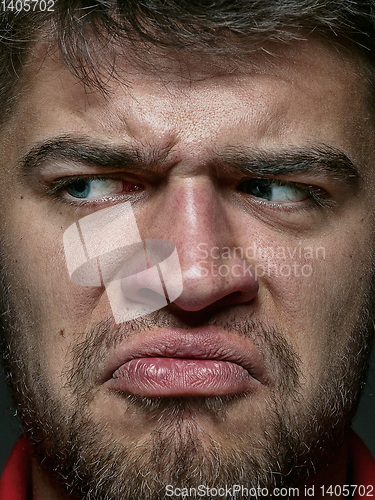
[{"x1": 104, "y1": 327, "x2": 268, "y2": 398}]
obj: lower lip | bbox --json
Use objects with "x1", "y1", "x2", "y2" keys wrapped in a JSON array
[{"x1": 111, "y1": 357, "x2": 254, "y2": 397}]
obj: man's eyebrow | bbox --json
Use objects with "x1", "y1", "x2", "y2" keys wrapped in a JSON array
[
  {"x1": 215, "y1": 145, "x2": 361, "y2": 187},
  {"x1": 19, "y1": 134, "x2": 168, "y2": 175},
  {"x1": 20, "y1": 136, "x2": 361, "y2": 189}
]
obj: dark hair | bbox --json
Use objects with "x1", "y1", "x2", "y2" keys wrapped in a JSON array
[{"x1": 1, "y1": 0, "x2": 375, "y2": 119}]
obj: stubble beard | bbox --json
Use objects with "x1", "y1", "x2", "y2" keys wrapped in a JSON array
[{"x1": 1, "y1": 299, "x2": 373, "y2": 500}]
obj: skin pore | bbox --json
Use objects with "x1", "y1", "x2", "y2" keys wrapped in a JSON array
[{"x1": 0, "y1": 37, "x2": 374, "y2": 499}]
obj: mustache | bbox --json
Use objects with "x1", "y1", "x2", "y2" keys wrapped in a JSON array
[{"x1": 66, "y1": 308, "x2": 301, "y2": 402}]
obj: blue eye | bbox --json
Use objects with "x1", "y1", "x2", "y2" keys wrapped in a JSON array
[
  {"x1": 64, "y1": 178, "x2": 138, "y2": 200},
  {"x1": 238, "y1": 178, "x2": 308, "y2": 203},
  {"x1": 66, "y1": 179, "x2": 92, "y2": 198}
]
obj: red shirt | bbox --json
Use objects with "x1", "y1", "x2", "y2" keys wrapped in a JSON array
[{"x1": 0, "y1": 432, "x2": 374, "y2": 499}]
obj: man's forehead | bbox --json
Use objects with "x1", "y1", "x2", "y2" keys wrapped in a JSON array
[
  {"x1": 3, "y1": 34, "x2": 374, "y2": 182},
  {"x1": 16, "y1": 39, "x2": 367, "y2": 129},
  {"x1": 26, "y1": 34, "x2": 367, "y2": 90}
]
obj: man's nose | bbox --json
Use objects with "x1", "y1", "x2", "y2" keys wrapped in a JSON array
[{"x1": 137, "y1": 178, "x2": 259, "y2": 312}]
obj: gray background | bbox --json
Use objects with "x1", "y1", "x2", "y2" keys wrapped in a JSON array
[{"x1": 0, "y1": 348, "x2": 374, "y2": 472}]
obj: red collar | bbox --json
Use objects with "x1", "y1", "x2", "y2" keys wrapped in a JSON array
[
  {"x1": 0, "y1": 436, "x2": 32, "y2": 500},
  {"x1": 349, "y1": 431, "x2": 375, "y2": 497}
]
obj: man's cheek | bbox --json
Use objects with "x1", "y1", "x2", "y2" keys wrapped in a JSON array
[
  {"x1": 257, "y1": 237, "x2": 369, "y2": 369},
  {"x1": 2, "y1": 226, "x2": 102, "y2": 324}
]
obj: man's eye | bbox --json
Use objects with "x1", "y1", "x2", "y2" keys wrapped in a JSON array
[
  {"x1": 237, "y1": 178, "x2": 309, "y2": 203},
  {"x1": 63, "y1": 178, "x2": 142, "y2": 200}
]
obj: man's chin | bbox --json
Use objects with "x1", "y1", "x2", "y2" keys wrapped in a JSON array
[
  {"x1": 34, "y1": 397, "x2": 292, "y2": 499},
  {"x1": 90, "y1": 391, "x2": 261, "y2": 454}
]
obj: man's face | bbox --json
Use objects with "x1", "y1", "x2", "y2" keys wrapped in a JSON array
[{"x1": 0, "y1": 38, "x2": 374, "y2": 498}]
